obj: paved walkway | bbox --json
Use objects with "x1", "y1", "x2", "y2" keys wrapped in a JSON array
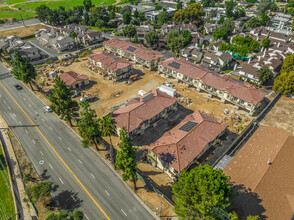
[{"x1": 0, "y1": 115, "x2": 37, "y2": 220}]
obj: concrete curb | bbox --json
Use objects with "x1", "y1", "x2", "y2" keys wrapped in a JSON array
[{"x1": 4, "y1": 66, "x2": 159, "y2": 220}]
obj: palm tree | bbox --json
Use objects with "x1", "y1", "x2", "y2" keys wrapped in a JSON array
[{"x1": 99, "y1": 115, "x2": 116, "y2": 165}]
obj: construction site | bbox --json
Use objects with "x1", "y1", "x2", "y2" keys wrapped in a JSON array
[{"x1": 35, "y1": 47, "x2": 252, "y2": 134}]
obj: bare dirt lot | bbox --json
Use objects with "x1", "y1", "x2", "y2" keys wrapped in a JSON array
[
  {"x1": 262, "y1": 96, "x2": 294, "y2": 135},
  {"x1": 0, "y1": 24, "x2": 48, "y2": 38},
  {"x1": 37, "y1": 48, "x2": 251, "y2": 134}
]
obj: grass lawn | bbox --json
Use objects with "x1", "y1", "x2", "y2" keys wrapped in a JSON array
[
  {"x1": 0, "y1": 11, "x2": 36, "y2": 19},
  {"x1": 0, "y1": 144, "x2": 16, "y2": 220},
  {"x1": 15, "y1": 0, "x2": 116, "y2": 11}
]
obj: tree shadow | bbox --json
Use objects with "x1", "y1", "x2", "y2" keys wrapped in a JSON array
[
  {"x1": 50, "y1": 190, "x2": 83, "y2": 211},
  {"x1": 229, "y1": 183, "x2": 266, "y2": 219},
  {"x1": 0, "y1": 154, "x2": 7, "y2": 170},
  {"x1": 39, "y1": 169, "x2": 50, "y2": 181}
]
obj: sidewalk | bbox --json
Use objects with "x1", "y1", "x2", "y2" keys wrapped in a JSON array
[{"x1": 0, "y1": 115, "x2": 37, "y2": 220}]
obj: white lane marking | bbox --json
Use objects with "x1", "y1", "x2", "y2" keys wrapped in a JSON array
[
  {"x1": 40, "y1": 151, "x2": 43, "y2": 156},
  {"x1": 49, "y1": 163, "x2": 53, "y2": 169},
  {"x1": 49, "y1": 127, "x2": 53, "y2": 131},
  {"x1": 13, "y1": 113, "x2": 16, "y2": 117},
  {"x1": 59, "y1": 178, "x2": 64, "y2": 184},
  {"x1": 78, "y1": 159, "x2": 83, "y2": 164},
  {"x1": 34, "y1": 111, "x2": 38, "y2": 114},
  {"x1": 67, "y1": 147, "x2": 71, "y2": 151},
  {"x1": 3, "y1": 100, "x2": 6, "y2": 103},
  {"x1": 121, "y1": 209, "x2": 127, "y2": 216},
  {"x1": 58, "y1": 136, "x2": 61, "y2": 140},
  {"x1": 105, "y1": 190, "x2": 110, "y2": 196},
  {"x1": 23, "y1": 98, "x2": 26, "y2": 101},
  {"x1": 0, "y1": 94, "x2": 1, "y2": 97},
  {"x1": 25, "y1": 130, "x2": 28, "y2": 134},
  {"x1": 19, "y1": 121, "x2": 22, "y2": 125},
  {"x1": 32, "y1": 140, "x2": 35, "y2": 144},
  {"x1": 71, "y1": 195, "x2": 76, "y2": 202},
  {"x1": 42, "y1": 118, "x2": 45, "y2": 122},
  {"x1": 29, "y1": 104, "x2": 32, "y2": 107},
  {"x1": 8, "y1": 106, "x2": 11, "y2": 110},
  {"x1": 84, "y1": 214, "x2": 89, "y2": 220},
  {"x1": 91, "y1": 173, "x2": 95, "y2": 179}
]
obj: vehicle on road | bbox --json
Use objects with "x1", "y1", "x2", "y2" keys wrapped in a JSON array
[
  {"x1": 165, "y1": 81, "x2": 174, "y2": 88},
  {"x1": 14, "y1": 84, "x2": 23, "y2": 90},
  {"x1": 80, "y1": 93, "x2": 94, "y2": 102},
  {"x1": 44, "y1": 106, "x2": 52, "y2": 112}
]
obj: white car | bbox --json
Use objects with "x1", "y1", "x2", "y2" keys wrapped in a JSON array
[{"x1": 44, "y1": 106, "x2": 52, "y2": 112}]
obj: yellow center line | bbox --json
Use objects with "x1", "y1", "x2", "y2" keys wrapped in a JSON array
[{"x1": 0, "y1": 81, "x2": 110, "y2": 220}]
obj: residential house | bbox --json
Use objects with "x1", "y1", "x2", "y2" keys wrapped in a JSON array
[
  {"x1": 60, "y1": 24, "x2": 103, "y2": 45},
  {"x1": 203, "y1": 7, "x2": 226, "y2": 23},
  {"x1": 204, "y1": 23, "x2": 218, "y2": 34},
  {"x1": 0, "y1": 35, "x2": 44, "y2": 62},
  {"x1": 161, "y1": 23, "x2": 197, "y2": 34},
  {"x1": 59, "y1": 71, "x2": 89, "y2": 90},
  {"x1": 148, "y1": 110, "x2": 227, "y2": 178},
  {"x1": 36, "y1": 28, "x2": 75, "y2": 52},
  {"x1": 103, "y1": 38, "x2": 164, "y2": 70},
  {"x1": 201, "y1": 50, "x2": 234, "y2": 69},
  {"x1": 158, "y1": 57, "x2": 267, "y2": 115},
  {"x1": 269, "y1": 12, "x2": 292, "y2": 35},
  {"x1": 88, "y1": 51, "x2": 132, "y2": 81},
  {"x1": 223, "y1": 125, "x2": 294, "y2": 220},
  {"x1": 112, "y1": 89, "x2": 178, "y2": 138}
]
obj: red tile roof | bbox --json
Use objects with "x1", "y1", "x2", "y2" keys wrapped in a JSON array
[
  {"x1": 149, "y1": 111, "x2": 227, "y2": 173},
  {"x1": 103, "y1": 38, "x2": 163, "y2": 62},
  {"x1": 159, "y1": 57, "x2": 266, "y2": 105},
  {"x1": 59, "y1": 71, "x2": 88, "y2": 87},
  {"x1": 112, "y1": 89, "x2": 177, "y2": 133},
  {"x1": 89, "y1": 51, "x2": 131, "y2": 72}
]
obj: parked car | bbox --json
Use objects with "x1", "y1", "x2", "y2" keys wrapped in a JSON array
[
  {"x1": 14, "y1": 84, "x2": 23, "y2": 90},
  {"x1": 44, "y1": 106, "x2": 52, "y2": 112},
  {"x1": 165, "y1": 81, "x2": 174, "y2": 88}
]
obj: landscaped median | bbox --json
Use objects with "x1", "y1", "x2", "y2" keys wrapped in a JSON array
[{"x1": 0, "y1": 143, "x2": 16, "y2": 220}]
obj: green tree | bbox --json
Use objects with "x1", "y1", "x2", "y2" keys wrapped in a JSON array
[
  {"x1": 49, "y1": 75, "x2": 79, "y2": 127},
  {"x1": 115, "y1": 127, "x2": 138, "y2": 189},
  {"x1": 11, "y1": 50, "x2": 37, "y2": 90},
  {"x1": 99, "y1": 115, "x2": 116, "y2": 164},
  {"x1": 123, "y1": 25, "x2": 137, "y2": 39},
  {"x1": 247, "y1": 215, "x2": 260, "y2": 220},
  {"x1": 90, "y1": 6, "x2": 110, "y2": 24},
  {"x1": 270, "y1": 3, "x2": 279, "y2": 11},
  {"x1": 70, "y1": 31, "x2": 77, "y2": 39},
  {"x1": 202, "y1": 0, "x2": 215, "y2": 7},
  {"x1": 258, "y1": 0, "x2": 272, "y2": 15},
  {"x1": 46, "y1": 209, "x2": 84, "y2": 220},
  {"x1": 292, "y1": 17, "x2": 294, "y2": 32},
  {"x1": 155, "y1": 5, "x2": 163, "y2": 10},
  {"x1": 213, "y1": 29, "x2": 228, "y2": 40},
  {"x1": 177, "y1": 1, "x2": 183, "y2": 10},
  {"x1": 247, "y1": 17, "x2": 262, "y2": 28},
  {"x1": 29, "y1": 181, "x2": 51, "y2": 203},
  {"x1": 257, "y1": 65, "x2": 274, "y2": 84},
  {"x1": 281, "y1": 54, "x2": 294, "y2": 73},
  {"x1": 35, "y1": 5, "x2": 51, "y2": 23},
  {"x1": 167, "y1": 30, "x2": 185, "y2": 53},
  {"x1": 83, "y1": 0, "x2": 92, "y2": 11},
  {"x1": 109, "y1": 10, "x2": 115, "y2": 19},
  {"x1": 123, "y1": 11, "x2": 132, "y2": 24},
  {"x1": 225, "y1": 0, "x2": 237, "y2": 17},
  {"x1": 120, "y1": 5, "x2": 132, "y2": 15},
  {"x1": 218, "y1": 15, "x2": 225, "y2": 24},
  {"x1": 172, "y1": 165, "x2": 232, "y2": 219},
  {"x1": 229, "y1": 211, "x2": 239, "y2": 220},
  {"x1": 133, "y1": 33, "x2": 138, "y2": 43},
  {"x1": 261, "y1": 38, "x2": 270, "y2": 48},
  {"x1": 134, "y1": 9, "x2": 139, "y2": 18},
  {"x1": 273, "y1": 71, "x2": 294, "y2": 95},
  {"x1": 221, "y1": 18, "x2": 235, "y2": 35},
  {"x1": 260, "y1": 13, "x2": 270, "y2": 25},
  {"x1": 145, "y1": 31, "x2": 159, "y2": 47},
  {"x1": 157, "y1": 11, "x2": 168, "y2": 25},
  {"x1": 173, "y1": 9, "x2": 185, "y2": 23},
  {"x1": 78, "y1": 101, "x2": 100, "y2": 148},
  {"x1": 183, "y1": 3, "x2": 204, "y2": 26},
  {"x1": 182, "y1": 30, "x2": 192, "y2": 46}
]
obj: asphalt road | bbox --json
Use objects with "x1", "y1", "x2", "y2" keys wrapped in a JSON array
[
  {"x1": 0, "y1": 63, "x2": 156, "y2": 220},
  {"x1": 0, "y1": 19, "x2": 41, "y2": 31}
]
